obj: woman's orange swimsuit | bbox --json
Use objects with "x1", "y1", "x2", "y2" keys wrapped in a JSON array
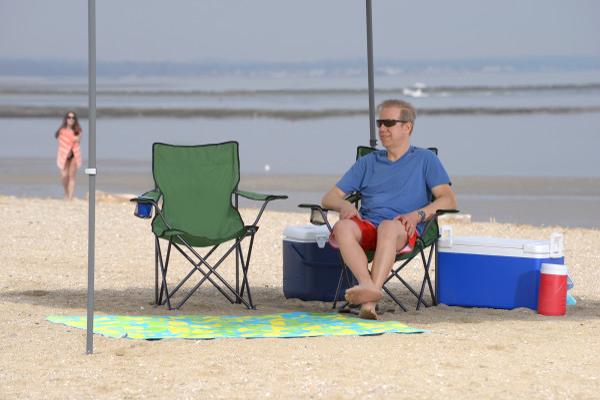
[{"x1": 56, "y1": 128, "x2": 82, "y2": 170}]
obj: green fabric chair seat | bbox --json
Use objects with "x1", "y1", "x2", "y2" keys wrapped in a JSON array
[{"x1": 154, "y1": 227, "x2": 248, "y2": 248}]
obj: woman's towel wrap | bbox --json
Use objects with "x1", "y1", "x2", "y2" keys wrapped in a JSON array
[{"x1": 56, "y1": 128, "x2": 82, "y2": 170}]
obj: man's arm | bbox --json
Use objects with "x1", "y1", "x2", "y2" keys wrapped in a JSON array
[
  {"x1": 422, "y1": 183, "x2": 457, "y2": 220},
  {"x1": 321, "y1": 186, "x2": 359, "y2": 220},
  {"x1": 397, "y1": 183, "x2": 457, "y2": 236}
]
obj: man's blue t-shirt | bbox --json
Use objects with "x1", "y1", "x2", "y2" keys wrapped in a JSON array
[{"x1": 336, "y1": 146, "x2": 451, "y2": 226}]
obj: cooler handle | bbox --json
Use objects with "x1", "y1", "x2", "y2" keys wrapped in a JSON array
[
  {"x1": 315, "y1": 234, "x2": 328, "y2": 249},
  {"x1": 550, "y1": 232, "x2": 563, "y2": 258},
  {"x1": 440, "y1": 225, "x2": 453, "y2": 246}
]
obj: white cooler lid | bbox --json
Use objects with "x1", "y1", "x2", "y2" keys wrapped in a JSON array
[
  {"x1": 438, "y1": 235, "x2": 564, "y2": 258},
  {"x1": 283, "y1": 224, "x2": 331, "y2": 243}
]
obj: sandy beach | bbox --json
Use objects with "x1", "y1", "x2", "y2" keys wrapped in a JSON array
[{"x1": 1, "y1": 195, "x2": 599, "y2": 399}]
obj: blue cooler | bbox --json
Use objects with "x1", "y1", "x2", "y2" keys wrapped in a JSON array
[
  {"x1": 283, "y1": 225, "x2": 356, "y2": 301},
  {"x1": 437, "y1": 229, "x2": 564, "y2": 310}
]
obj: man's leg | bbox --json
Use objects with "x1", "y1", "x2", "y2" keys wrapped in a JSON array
[
  {"x1": 339, "y1": 219, "x2": 383, "y2": 306},
  {"x1": 331, "y1": 219, "x2": 371, "y2": 285},
  {"x1": 353, "y1": 220, "x2": 408, "y2": 319},
  {"x1": 370, "y1": 220, "x2": 408, "y2": 287}
]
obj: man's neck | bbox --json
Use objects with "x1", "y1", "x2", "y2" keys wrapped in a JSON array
[{"x1": 385, "y1": 142, "x2": 410, "y2": 161}]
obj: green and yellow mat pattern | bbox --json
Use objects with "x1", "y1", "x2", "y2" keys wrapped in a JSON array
[{"x1": 47, "y1": 311, "x2": 425, "y2": 339}]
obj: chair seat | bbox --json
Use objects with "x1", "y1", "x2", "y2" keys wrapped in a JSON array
[{"x1": 156, "y1": 227, "x2": 248, "y2": 248}]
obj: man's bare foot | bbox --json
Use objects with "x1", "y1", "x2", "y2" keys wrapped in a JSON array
[
  {"x1": 358, "y1": 303, "x2": 378, "y2": 320},
  {"x1": 345, "y1": 284, "x2": 382, "y2": 305}
]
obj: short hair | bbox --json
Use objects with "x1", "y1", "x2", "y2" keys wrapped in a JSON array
[{"x1": 377, "y1": 99, "x2": 416, "y2": 123}]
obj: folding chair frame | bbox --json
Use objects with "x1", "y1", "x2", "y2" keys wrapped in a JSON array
[
  {"x1": 300, "y1": 205, "x2": 453, "y2": 311},
  {"x1": 133, "y1": 165, "x2": 286, "y2": 310}
]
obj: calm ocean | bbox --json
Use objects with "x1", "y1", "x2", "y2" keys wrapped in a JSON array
[{"x1": 1, "y1": 65, "x2": 600, "y2": 227}]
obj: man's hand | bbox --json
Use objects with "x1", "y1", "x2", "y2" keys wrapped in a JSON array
[
  {"x1": 396, "y1": 212, "x2": 420, "y2": 237},
  {"x1": 339, "y1": 202, "x2": 359, "y2": 220},
  {"x1": 322, "y1": 186, "x2": 358, "y2": 219}
]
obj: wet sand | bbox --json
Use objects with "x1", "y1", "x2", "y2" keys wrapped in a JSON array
[
  {"x1": 1, "y1": 157, "x2": 599, "y2": 228},
  {"x1": 0, "y1": 195, "x2": 599, "y2": 399}
]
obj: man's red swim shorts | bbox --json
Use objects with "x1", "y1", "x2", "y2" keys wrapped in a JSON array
[{"x1": 328, "y1": 216, "x2": 418, "y2": 254}]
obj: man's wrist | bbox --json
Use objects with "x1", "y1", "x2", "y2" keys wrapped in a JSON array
[{"x1": 416, "y1": 209, "x2": 426, "y2": 223}]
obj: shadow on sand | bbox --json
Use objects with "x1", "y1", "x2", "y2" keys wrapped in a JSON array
[{"x1": 3, "y1": 286, "x2": 598, "y2": 327}]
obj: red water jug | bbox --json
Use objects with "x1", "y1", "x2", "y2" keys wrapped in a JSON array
[{"x1": 537, "y1": 263, "x2": 567, "y2": 316}]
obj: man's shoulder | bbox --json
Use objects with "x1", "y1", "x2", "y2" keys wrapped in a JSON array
[{"x1": 412, "y1": 146, "x2": 435, "y2": 155}]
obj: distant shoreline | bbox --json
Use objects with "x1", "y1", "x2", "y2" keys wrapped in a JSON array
[{"x1": 2, "y1": 105, "x2": 600, "y2": 120}]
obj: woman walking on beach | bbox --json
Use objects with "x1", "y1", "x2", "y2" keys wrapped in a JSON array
[{"x1": 55, "y1": 111, "x2": 82, "y2": 200}]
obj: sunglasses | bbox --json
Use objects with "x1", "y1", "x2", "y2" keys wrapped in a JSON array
[
  {"x1": 376, "y1": 119, "x2": 410, "y2": 128},
  {"x1": 66, "y1": 116, "x2": 76, "y2": 120}
]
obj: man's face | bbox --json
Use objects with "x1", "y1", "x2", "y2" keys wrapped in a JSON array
[{"x1": 378, "y1": 106, "x2": 412, "y2": 150}]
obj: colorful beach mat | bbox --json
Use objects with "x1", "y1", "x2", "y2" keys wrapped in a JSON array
[{"x1": 47, "y1": 311, "x2": 425, "y2": 339}]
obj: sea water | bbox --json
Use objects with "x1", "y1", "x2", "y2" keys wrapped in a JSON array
[{"x1": 1, "y1": 67, "x2": 599, "y2": 227}]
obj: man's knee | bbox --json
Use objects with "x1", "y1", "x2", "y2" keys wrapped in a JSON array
[
  {"x1": 332, "y1": 219, "x2": 359, "y2": 242},
  {"x1": 377, "y1": 220, "x2": 406, "y2": 240}
]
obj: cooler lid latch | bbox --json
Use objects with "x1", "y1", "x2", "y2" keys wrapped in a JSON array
[
  {"x1": 439, "y1": 225, "x2": 453, "y2": 247},
  {"x1": 550, "y1": 232, "x2": 564, "y2": 258},
  {"x1": 315, "y1": 234, "x2": 328, "y2": 249}
]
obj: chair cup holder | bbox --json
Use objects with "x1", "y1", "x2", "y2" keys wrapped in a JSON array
[{"x1": 134, "y1": 203, "x2": 153, "y2": 218}]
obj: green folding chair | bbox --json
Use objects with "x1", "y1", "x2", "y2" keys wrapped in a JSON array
[
  {"x1": 300, "y1": 145, "x2": 458, "y2": 311},
  {"x1": 131, "y1": 142, "x2": 287, "y2": 309}
]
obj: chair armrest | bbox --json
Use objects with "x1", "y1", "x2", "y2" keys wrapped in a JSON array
[
  {"x1": 298, "y1": 203, "x2": 330, "y2": 212},
  {"x1": 344, "y1": 192, "x2": 361, "y2": 204},
  {"x1": 235, "y1": 190, "x2": 288, "y2": 202},
  {"x1": 419, "y1": 209, "x2": 460, "y2": 242},
  {"x1": 235, "y1": 190, "x2": 288, "y2": 228},
  {"x1": 130, "y1": 189, "x2": 161, "y2": 204},
  {"x1": 298, "y1": 203, "x2": 333, "y2": 232},
  {"x1": 434, "y1": 209, "x2": 460, "y2": 217}
]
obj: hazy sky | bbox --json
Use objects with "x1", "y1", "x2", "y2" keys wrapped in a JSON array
[{"x1": 1, "y1": 0, "x2": 599, "y2": 63}]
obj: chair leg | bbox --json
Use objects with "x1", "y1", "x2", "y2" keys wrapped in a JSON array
[
  {"x1": 382, "y1": 285, "x2": 408, "y2": 312},
  {"x1": 174, "y1": 235, "x2": 254, "y2": 309},
  {"x1": 238, "y1": 234, "x2": 255, "y2": 299},
  {"x1": 235, "y1": 243, "x2": 240, "y2": 302},
  {"x1": 168, "y1": 244, "x2": 220, "y2": 299},
  {"x1": 416, "y1": 244, "x2": 436, "y2": 310},
  {"x1": 332, "y1": 265, "x2": 346, "y2": 309},
  {"x1": 174, "y1": 244, "x2": 239, "y2": 309},
  {"x1": 383, "y1": 258, "x2": 429, "y2": 310},
  {"x1": 434, "y1": 241, "x2": 439, "y2": 306},
  {"x1": 158, "y1": 240, "x2": 173, "y2": 306},
  {"x1": 238, "y1": 233, "x2": 256, "y2": 309},
  {"x1": 153, "y1": 232, "x2": 258, "y2": 310},
  {"x1": 155, "y1": 237, "x2": 172, "y2": 310},
  {"x1": 154, "y1": 239, "x2": 159, "y2": 305}
]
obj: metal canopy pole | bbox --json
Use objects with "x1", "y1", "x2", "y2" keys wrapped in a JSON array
[
  {"x1": 86, "y1": 0, "x2": 97, "y2": 355},
  {"x1": 366, "y1": 0, "x2": 376, "y2": 148}
]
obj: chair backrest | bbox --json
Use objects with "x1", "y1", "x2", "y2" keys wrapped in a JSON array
[
  {"x1": 356, "y1": 145, "x2": 437, "y2": 161},
  {"x1": 356, "y1": 145, "x2": 376, "y2": 159},
  {"x1": 152, "y1": 142, "x2": 244, "y2": 242}
]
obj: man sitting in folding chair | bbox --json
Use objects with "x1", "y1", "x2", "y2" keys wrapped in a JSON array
[{"x1": 322, "y1": 99, "x2": 457, "y2": 320}]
